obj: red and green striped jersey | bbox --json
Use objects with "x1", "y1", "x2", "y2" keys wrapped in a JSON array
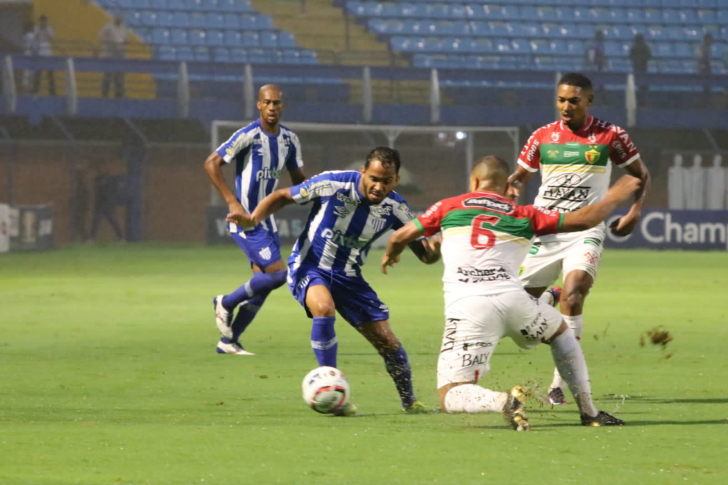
[
  {"x1": 415, "y1": 191, "x2": 563, "y2": 297},
  {"x1": 518, "y1": 116, "x2": 640, "y2": 213}
]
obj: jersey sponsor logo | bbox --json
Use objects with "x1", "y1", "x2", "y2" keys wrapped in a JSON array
[
  {"x1": 461, "y1": 352, "x2": 490, "y2": 368},
  {"x1": 334, "y1": 193, "x2": 359, "y2": 218},
  {"x1": 542, "y1": 173, "x2": 591, "y2": 203},
  {"x1": 612, "y1": 140, "x2": 627, "y2": 160},
  {"x1": 300, "y1": 180, "x2": 332, "y2": 199},
  {"x1": 523, "y1": 137, "x2": 540, "y2": 162},
  {"x1": 585, "y1": 146, "x2": 601, "y2": 164},
  {"x1": 333, "y1": 205, "x2": 351, "y2": 217},
  {"x1": 564, "y1": 150, "x2": 580, "y2": 158},
  {"x1": 547, "y1": 149, "x2": 559, "y2": 157},
  {"x1": 612, "y1": 125, "x2": 637, "y2": 153},
  {"x1": 320, "y1": 228, "x2": 367, "y2": 249},
  {"x1": 519, "y1": 313, "x2": 549, "y2": 342},
  {"x1": 336, "y1": 192, "x2": 358, "y2": 205},
  {"x1": 256, "y1": 167, "x2": 282, "y2": 181},
  {"x1": 370, "y1": 205, "x2": 393, "y2": 218},
  {"x1": 588, "y1": 132, "x2": 597, "y2": 143},
  {"x1": 462, "y1": 196, "x2": 514, "y2": 214},
  {"x1": 379, "y1": 303, "x2": 389, "y2": 313},
  {"x1": 441, "y1": 318, "x2": 459, "y2": 353},
  {"x1": 259, "y1": 247, "x2": 272, "y2": 260},
  {"x1": 462, "y1": 341, "x2": 492, "y2": 351},
  {"x1": 456, "y1": 265, "x2": 510, "y2": 283},
  {"x1": 551, "y1": 131, "x2": 560, "y2": 142},
  {"x1": 422, "y1": 201, "x2": 442, "y2": 219}
]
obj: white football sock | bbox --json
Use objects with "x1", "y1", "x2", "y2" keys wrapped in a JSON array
[
  {"x1": 443, "y1": 384, "x2": 508, "y2": 413},
  {"x1": 550, "y1": 314, "x2": 584, "y2": 390},
  {"x1": 549, "y1": 327, "x2": 598, "y2": 417}
]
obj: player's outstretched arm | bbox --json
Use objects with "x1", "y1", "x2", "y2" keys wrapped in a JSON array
[
  {"x1": 610, "y1": 159, "x2": 650, "y2": 236},
  {"x1": 382, "y1": 221, "x2": 420, "y2": 274},
  {"x1": 560, "y1": 175, "x2": 641, "y2": 233},
  {"x1": 229, "y1": 187, "x2": 295, "y2": 228},
  {"x1": 204, "y1": 152, "x2": 246, "y2": 222}
]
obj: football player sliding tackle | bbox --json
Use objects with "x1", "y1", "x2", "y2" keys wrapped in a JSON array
[{"x1": 383, "y1": 156, "x2": 640, "y2": 429}]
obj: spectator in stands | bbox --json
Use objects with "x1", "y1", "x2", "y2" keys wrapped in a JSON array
[
  {"x1": 629, "y1": 34, "x2": 651, "y2": 107},
  {"x1": 21, "y1": 20, "x2": 37, "y2": 94},
  {"x1": 584, "y1": 29, "x2": 607, "y2": 72},
  {"x1": 696, "y1": 33, "x2": 713, "y2": 107},
  {"x1": 89, "y1": 164, "x2": 126, "y2": 243},
  {"x1": 99, "y1": 14, "x2": 129, "y2": 98},
  {"x1": 32, "y1": 15, "x2": 55, "y2": 96}
]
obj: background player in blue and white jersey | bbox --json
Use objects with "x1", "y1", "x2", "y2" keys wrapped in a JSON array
[
  {"x1": 204, "y1": 85, "x2": 305, "y2": 355},
  {"x1": 232, "y1": 147, "x2": 440, "y2": 413}
]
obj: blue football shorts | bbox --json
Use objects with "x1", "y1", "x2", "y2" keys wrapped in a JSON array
[
  {"x1": 231, "y1": 224, "x2": 282, "y2": 269},
  {"x1": 287, "y1": 263, "x2": 390, "y2": 326}
]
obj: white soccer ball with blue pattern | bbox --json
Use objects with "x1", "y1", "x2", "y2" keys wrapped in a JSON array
[{"x1": 302, "y1": 366, "x2": 351, "y2": 414}]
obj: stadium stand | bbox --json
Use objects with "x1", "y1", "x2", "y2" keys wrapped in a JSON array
[{"x1": 339, "y1": 0, "x2": 727, "y2": 74}]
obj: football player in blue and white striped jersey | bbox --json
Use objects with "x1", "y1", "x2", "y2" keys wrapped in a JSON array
[
  {"x1": 204, "y1": 85, "x2": 306, "y2": 355},
  {"x1": 232, "y1": 147, "x2": 440, "y2": 413}
]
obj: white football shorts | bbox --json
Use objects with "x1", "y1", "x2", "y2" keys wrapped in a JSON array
[
  {"x1": 436, "y1": 291, "x2": 563, "y2": 389},
  {"x1": 518, "y1": 226, "x2": 605, "y2": 289}
]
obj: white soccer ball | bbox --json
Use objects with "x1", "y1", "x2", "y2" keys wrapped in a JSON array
[{"x1": 302, "y1": 366, "x2": 351, "y2": 414}]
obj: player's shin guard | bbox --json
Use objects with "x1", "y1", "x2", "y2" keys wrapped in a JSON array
[
  {"x1": 381, "y1": 346, "x2": 416, "y2": 409},
  {"x1": 222, "y1": 270, "x2": 287, "y2": 310},
  {"x1": 550, "y1": 314, "x2": 584, "y2": 391},
  {"x1": 231, "y1": 292, "x2": 269, "y2": 341},
  {"x1": 311, "y1": 316, "x2": 338, "y2": 367},
  {"x1": 443, "y1": 384, "x2": 508, "y2": 413},
  {"x1": 549, "y1": 327, "x2": 598, "y2": 417}
]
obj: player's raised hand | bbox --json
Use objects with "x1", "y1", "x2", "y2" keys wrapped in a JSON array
[{"x1": 381, "y1": 253, "x2": 401, "y2": 275}]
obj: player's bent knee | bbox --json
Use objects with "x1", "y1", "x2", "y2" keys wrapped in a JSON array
[{"x1": 267, "y1": 270, "x2": 287, "y2": 288}]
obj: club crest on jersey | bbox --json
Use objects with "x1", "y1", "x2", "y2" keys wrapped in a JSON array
[
  {"x1": 547, "y1": 149, "x2": 559, "y2": 158},
  {"x1": 462, "y1": 196, "x2": 514, "y2": 214},
  {"x1": 369, "y1": 217, "x2": 386, "y2": 232},
  {"x1": 259, "y1": 247, "x2": 272, "y2": 260},
  {"x1": 551, "y1": 131, "x2": 560, "y2": 142},
  {"x1": 398, "y1": 203, "x2": 413, "y2": 220},
  {"x1": 585, "y1": 146, "x2": 601, "y2": 164}
]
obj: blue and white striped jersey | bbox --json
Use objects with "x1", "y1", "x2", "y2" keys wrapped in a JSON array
[
  {"x1": 216, "y1": 119, "x2": 303, "y2": 233},
  {"x1": 289, "y1": 170, "x2": 414, "y2": 276}
]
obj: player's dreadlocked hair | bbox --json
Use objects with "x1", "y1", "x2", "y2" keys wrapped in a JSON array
[
  {"x1": 365, "y1": 147, "x2": 401, "y2": 174},
  {"x1": 558, "y1": 72, "x2": 593, "y2": 92}
]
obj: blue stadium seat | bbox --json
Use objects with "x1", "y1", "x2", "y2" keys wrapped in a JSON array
[
  {"x1": 168, "y1": 0, "x2": 186, "y2": 10},
  {"x1": 224, "y1": 30, "x2": 242, "y2": 46},
  {"x1": 718, "y1": 10, "x2": 728, "y2": 25},
  {"x1": 248, "y1": 48, "x2": 271, "y2": 64},
  {"x1": 158, "y1": 45, "x2": 175, "y2": 61},
  {"x1": 510, "y1": 38, "x2": 530, "y2": 53},
  {"x1": 124, "y1": 11, "x2": 140, "y2": 27},
  {"x1": 626, "y1": 8, "x2": 645, "y2": 23},
  {"x1": 151, "y1": 0, "x2": 168, "y2": 8},
  {"x1": 494, "y1": 38, "x2": 511, "y2": 53},
  {"x1": 697, "y1": 9, "x2": 717, "y2": 23},
  {"x1": 194, "y1": 46, "x2": 210, "y2": 62},
  {"x1": 206, "y1": 30, "x2": 224, "y2": 46},
  {"x1": 260, "y1": 32, "x2": 278, "y2": 48},
  {"x1": 514, "y1": 22, "x2": 541, "y2": 38},
  {"x1": 188, "y1": 29, "x2": 206, "y2": 45},
  {"x1": 229, "y1": 47, "x2": 248, "y2": 63},
  {"x1": 171, "y1": 28, "x2": 188, "y2": 45},
  {"x1": 213, "y1": 47, "x2": 230, "y2": 62},
  {"x1": 610, "y1": 57, "x2": 631, "y2": 73},
  {"x1": 674, "y1": 42, "x2": 693, "y2": 57},
  {"x1": 151, "y1": 27, "x2": 167, "y2": 44},
  {"x1": 644, "y1": 9, "x2": 663, "y2": 24},
  {"x1": 647, "y1": 25, "x2": 667, "y2": 40},
  {"x1": 130, "y1": 0, "x2": 151, "y2": 8},
  {"x1": 662, "y1": 9, "x2": 681, "y2": 25},
  {"x1": 470, "y1": 21, "x2": 490, "y2": 36},
  {"x1": 681, "y1": 10, "x2": 698, "y2": 23},
  {"x1": 217, "y1": 0, "x2": 250, "y2": 12},
  {"x1": 471, "y1": 38, "x2": 494, "y2": 53},
  {"x1": 698, "y1": 0, "x2": 717, "y2": 7},
  {"x1": 300, "y1": 50, "x2": 317, "y2": 65},
  {"x1": 604, "y1": 40, "x2": 625, "y2": 56},
  {"x1": 278, "y1": 32, "x2": 296, "y2": 48},
  {"x1": 156, "y1": 12, "x2": 173, "y2": 27},
  {"x1": 564, "y1": 39, "x2": 583, "y2": 54},
  {"x1": 534, "y1": 56, "x2": 556, "y2": 71},
  {"x1": 173, "y1": 12, "x2": 190, "y2": 28},
  {"x1": 489, "y1": 22, "x2": 512, "y2": 36},
  {"x1": 190, "y1": 12, "x2": 207, "y2": 28},
  {"x1": 654, "y1": 43, "x2": 676, "y2": 58},
  {"x1": 140, "y1": 10, "x2": 160, "y2": 27},
  {"x1": 612, "y1": 25, "x2": 635, "y2": 40},
  {"x1": 665, "y1": 26, "x2": 685, "y2": 40},
  {"x1": 242, "y1": 31, "x2": 260, "y2": 47},
  {"x1": 177, "y1": 45, "x2": 193, "y2": 61}
]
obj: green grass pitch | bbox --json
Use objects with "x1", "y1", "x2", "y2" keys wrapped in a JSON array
[{"x1": 1, "y1": 245, "x2": 727, "y2": 484}]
